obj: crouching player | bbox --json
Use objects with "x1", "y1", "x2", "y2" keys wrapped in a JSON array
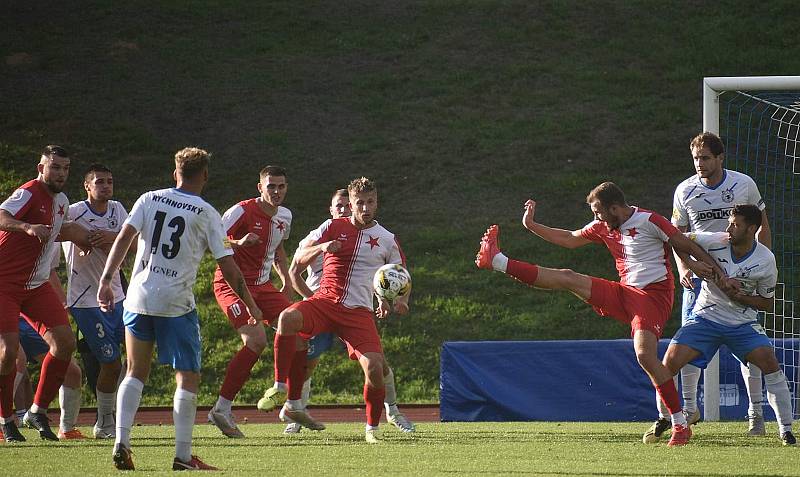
[{"x1": 665, "y1": 204, "x2": 794, "y2": 445}]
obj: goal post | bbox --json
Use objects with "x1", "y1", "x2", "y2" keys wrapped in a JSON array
[{"x1": 702, "y1": 75, "x2": 800, "y2": 421}]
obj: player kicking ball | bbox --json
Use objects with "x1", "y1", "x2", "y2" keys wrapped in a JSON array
[
  {"x1": 665, "y1": 204, "x2": 795, "y2": 446},
  {"x1": 476, "y1": 182, "x2": 728, "y2": 446}
]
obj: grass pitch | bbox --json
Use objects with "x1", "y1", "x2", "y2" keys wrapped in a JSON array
[{"x1": 3, "y1": 421, "x2": 798, "y2": 476}]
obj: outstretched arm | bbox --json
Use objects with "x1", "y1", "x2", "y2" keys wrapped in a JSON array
[{"x1": 522, "y1": 199, "x2": 591, "y2": 249}]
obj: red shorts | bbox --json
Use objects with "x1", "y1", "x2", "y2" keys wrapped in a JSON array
[
  {"x1": 287, "y1": 296, "x2": 382, "y2": 360},
  {"x1": 0, "y1": 282, "x2": 69, "y2": 334},
  {"x1": 587, "y1": 278, "x2": 674, "y2": 338},
  {"x1": 213, "y1": 278, "x2": 291, "y2": 329}
]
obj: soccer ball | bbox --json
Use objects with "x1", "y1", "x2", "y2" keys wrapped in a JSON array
[{"x1": 373, "y1": 264, "x2": 412, "y2": 302}]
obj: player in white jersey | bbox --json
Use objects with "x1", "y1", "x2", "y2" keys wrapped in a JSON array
[
  {"x1": 281, "y1": 188, "x2": 415, "y2": 434},
  {"x1": 270, "y1": 177, "x2": 410, "y2": 443},
  {"x1": 97, "y1": 148, "x2": 262, "y2": 471},
  {"x1": 647, "y1": 132, "x2": 774, "y2": 442},
  {"x1": 664, "y1": 204, "x2": 794, "y2": 445},
  {"x1": 476, "y1": 182, "x2": 729, "y2": 446},
  {"x1": 61, "y1": 163, "x2": 132, "y2": 439}
]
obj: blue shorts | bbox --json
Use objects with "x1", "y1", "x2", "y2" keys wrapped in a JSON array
[
  {"x1": 70, "y1": 302, "x2": 124, "y2": 363},
  {"x1": 124, "y1": 309, "x2": 201, "y2": 372},
  {"x1": 18, "y1": 317, "x2": 49, "y2": 363},
  {"x1": 680, "y1": 277, "x2": 702, "y2": 326},
  {"x1": 307, "y1": 332, "x2": 338, "y2": 360},
  {"x1": 671, "y1": 315, "x2": 772, "y2": 368}
]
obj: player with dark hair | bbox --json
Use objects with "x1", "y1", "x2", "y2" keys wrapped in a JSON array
[
  {"x1": 98, "y1": 147, "x2": 262, "y2": 470},
  {"x1": 61, "y1": 162, "x2": 132, "y2": 439},
  {"x1": 664, "y1": 204, "x2": 794, "y2": 445},
  {"x1": 207, "y1": 165, "x2": 298, "y2": 438},
  {"x1": 650, "y1": 131, "x2": 774, "y2": 442},
  {"x1": 0, "y1": 146, "x2": 90, "y2": 442},
  {"x1": 476, "y1": 181, "x2": 729, "y2": 446}
]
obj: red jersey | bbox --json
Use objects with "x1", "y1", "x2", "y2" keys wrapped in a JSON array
[
  {"x1": 308, "y1": 218, "x2": 405, "y2": 309},
  {"x1": 0, "y1": 179, "x2": 70, "y2": 289},
  {"x1": 213, "y1": 199, "x2": 292, "y2": 286},
  {"x1": 579, "y1": 207, "x2": 678, "y2": 288}
]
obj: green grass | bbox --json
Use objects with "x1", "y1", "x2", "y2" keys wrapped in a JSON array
[
  {"x1": 3, "y1": 1, "x2": 800, "y2": 405},
  {"x1": 3, "y1": 422, "x2": 800, "y2": 476}
]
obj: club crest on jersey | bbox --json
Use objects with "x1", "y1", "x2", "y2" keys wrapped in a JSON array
[
  {"x1": 366, "y1": 235, "x2": 380, "y2": 249},
  {"x1": 107, "y1": 217, "x2": 118, "y2": 228},
  {"x1": 721, "y1": 188, "x2": 735, "y2": 203}
]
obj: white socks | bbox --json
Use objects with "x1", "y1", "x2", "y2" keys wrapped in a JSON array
[
  {"x1": 174, "y1": 388, "x2": 197, "y2": 463},
  {"x1": 742, "y1": 362, "x2": 764, "y2": 417},
  {"x1": 301, "y1": 378, "x2": 312, "y2": 408},
  {"x1": 116, "y1": 377, "x2": 144, "y2": 448},
  {"x1": 680, "y1": 365, "x2": 701, "y2": 414},
  {"x1": 59, "y1": 385, "x2": 81, "y2": 432},
  {"x1": 384, "y1": 368, "x2": 399, "y2": 415},
  {"x1": 765, "y1": 370, "x2": 793, "y2": 434},
  {"x1": 214, "y1": 395, "x2": 233, "y2": 413},
  {"x1": 492, "y1": 253, "x2": 509, "y2": 272},
  {"x1": 96, "y1": 389, "x2": 116, "y2": 420}
]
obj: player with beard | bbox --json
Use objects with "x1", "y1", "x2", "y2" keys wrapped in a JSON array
[
  {"x1": 0, "y1": 146, "x2": 89, "y2": 442},
  {"x1": 476, "y1": 181, "x2": 729, "y2": 446}
]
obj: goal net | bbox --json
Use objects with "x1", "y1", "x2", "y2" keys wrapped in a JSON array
[{"x1": 703, "y1": 76, "x2": 800, "y2": 420}]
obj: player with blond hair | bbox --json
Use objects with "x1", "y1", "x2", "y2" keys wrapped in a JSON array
[{"x1": 99, "y1": 147, "x2": 262, "y2": 470}]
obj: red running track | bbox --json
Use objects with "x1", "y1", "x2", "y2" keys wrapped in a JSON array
[{"x1": 74, "y1": 404, "x2": 440, "y2": 426}]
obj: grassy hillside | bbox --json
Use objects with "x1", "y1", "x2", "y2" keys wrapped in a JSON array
[{"x1": 2, "y1": 1, "x2": 799, "y2": 404}]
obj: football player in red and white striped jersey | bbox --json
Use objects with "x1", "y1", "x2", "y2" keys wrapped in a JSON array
[{"x1": 476, "y1": 181, "x2": 728, "y2": 446}]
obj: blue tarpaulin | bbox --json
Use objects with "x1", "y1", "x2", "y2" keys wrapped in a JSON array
[{"x1": 440, "y1": 339, "x2": 798, "y2": 422}]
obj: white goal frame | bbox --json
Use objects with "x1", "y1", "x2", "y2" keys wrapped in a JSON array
[{"x1": 702, "y1": 75, "x2": 800, "y2": 421}]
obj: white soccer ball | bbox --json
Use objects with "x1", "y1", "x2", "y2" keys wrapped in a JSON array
[{"x1": 373, "y1": 264, "x2": 412, "y2": 302}]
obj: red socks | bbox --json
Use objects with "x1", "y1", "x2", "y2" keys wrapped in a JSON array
[
  {"x1": 506, "y1": 259, "x2": 539, "y2": 285},
  {"x1": 0, "y1": 372, "x2": 14, "y2": 420},
  {"x1": 287, "y1": 350, "x2": 308, "y2": 400},
  {"x1": 273, "y1": 333, "x2": 296, "y2": 383},
  {"x1": 656, "y1": 379, "x2": 682, "y2": 415},
  {"x1": 364, "y1": 384, "x2": 386, "y2": 427},
  {"x1": 33, "y1": 352, "x2": 70, "y2": 409},
  {"x1": 219, "y1": 346, "x2": 260, "y2": 401}
]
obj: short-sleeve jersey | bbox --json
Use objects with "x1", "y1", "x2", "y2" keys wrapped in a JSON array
[
  {"x1": 580, "y1": 207, "x2": 679, "y2": 289},
  {"x1": 672, "y1": 170, "x2": 765, "y2": 232},
  {"x1": 215, "y1": 199, "x2": 291, "y2": 286},
  {"x1": 0, "y1": 179, "x2": 70, "y2": 289},
  {"x1": 299, "y1": 232, "x2": 324, "y2": 292},
  {"x1": 307, "y1": 218, "x2": 405, "y2": 309},
  {"x1": 62, "y1": 200, "x2": 128, "y2": 308},
  {"x1": 123, "y1": 188, "x2": 232, "y2": 317},
  {"x1": 689, "y1": 232, "x2": 777, "y2": 326}
]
